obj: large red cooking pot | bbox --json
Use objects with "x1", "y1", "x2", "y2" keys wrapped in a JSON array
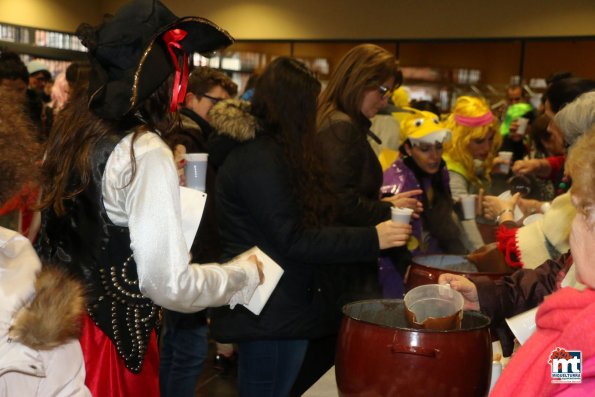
[
  {"x1": 336, "y1": 299, "x2": 492, "y2": 397},
  {"x1": 404, "y1": 248, "x2": 514, "y2": 291}
]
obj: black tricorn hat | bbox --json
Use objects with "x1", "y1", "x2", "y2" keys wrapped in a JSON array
[{"x1": 78, "y1": 0, "x2": 233, "y2": 120}]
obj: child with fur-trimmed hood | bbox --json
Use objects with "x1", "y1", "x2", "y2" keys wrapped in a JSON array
[{"x1": 0, "y1": 86, "x2": 89, "y2": 396}]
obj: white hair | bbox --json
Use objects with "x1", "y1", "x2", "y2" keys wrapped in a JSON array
[{"x1": 555, "y1": 91, "x2": 595, "y2": 147}]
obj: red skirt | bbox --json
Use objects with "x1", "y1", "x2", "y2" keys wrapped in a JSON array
[{"x1": 80, "y1": 314, "x2": 160, "y2": 397}]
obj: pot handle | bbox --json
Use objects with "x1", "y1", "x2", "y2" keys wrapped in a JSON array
[{"x1": 391, "y1": 344, "x2": 439, "y2": 358}]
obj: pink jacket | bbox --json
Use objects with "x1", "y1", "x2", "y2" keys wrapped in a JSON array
[{"x1": 491, "y1": 287, "x2": 595, "y2": 396}]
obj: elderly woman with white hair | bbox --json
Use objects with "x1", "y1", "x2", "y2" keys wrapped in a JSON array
[{"x1": 555, "y1": 90, "x2": 595, "y2": 146}]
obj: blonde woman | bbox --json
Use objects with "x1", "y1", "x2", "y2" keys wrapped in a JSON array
[
  {"x1": 444, "y1": 95, "x2": 502, "y2": 199},
  {"x1": 443, "y1": 96, "x2": 502, "y2": 249}
]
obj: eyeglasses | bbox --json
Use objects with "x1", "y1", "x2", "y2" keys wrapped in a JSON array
[
  {"x1": 201, "y1": 93, "x2": 225, "y2": 105},
  {"x1": 377, "y1": 84, "x2": 393, "y2": 99}
]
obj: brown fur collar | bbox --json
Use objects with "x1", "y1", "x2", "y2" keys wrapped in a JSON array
[
  {"x1": 208, "y1": 99, "x2": 256, "y2": 142},
  {"x1": 9, "y1": 266, "x2": 85, "y2": 350}
]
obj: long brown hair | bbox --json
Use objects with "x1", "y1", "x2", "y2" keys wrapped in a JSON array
[
  {"x1": 317, "y1": 44, "x2": 402, "y2": 128},
  {"x1": 0, "y1": 87, "x2": 40, "y2": 205},
  {"x1": 251, "y1": 57, "x2": 335, "y2": 227},
  {"x1": 40, "y1": 74, "x2": 180, "y2": 215}
]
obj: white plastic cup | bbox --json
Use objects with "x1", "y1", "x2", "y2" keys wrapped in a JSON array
[
  {"x1": 505, "y1": 307, "x2": 538, "y2": 345},
  {"x1": 460, "y1": 194, "x2": 476, "y2": 220},
  {"x1": 184, "y1": 153, "x2": 208, "y2": 192},
  {"x1": 498, "y1": 151, "x2": 513, "y2": 174},
  {"x1": 515, "y1": 117, "x2": 529, "y2": 136},
  {"x1": 391, "y1": 207, "x2": 413, "y2": 224}
]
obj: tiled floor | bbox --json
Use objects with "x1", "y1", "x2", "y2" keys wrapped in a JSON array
[{"x1": 194, "y1": 340, "x2": 239, "y2": 397}]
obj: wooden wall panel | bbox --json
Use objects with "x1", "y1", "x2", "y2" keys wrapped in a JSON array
[
  {"x1": 226, "y1": 41, "x2": 292, "y2": 57},
  {"x1": 524, "y1": 40, "x2": 595, "y2": 80}
]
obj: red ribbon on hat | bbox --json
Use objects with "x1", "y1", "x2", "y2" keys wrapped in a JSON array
[{"x1": 163, "y1": 29, "x2": 189, "y2": 112}]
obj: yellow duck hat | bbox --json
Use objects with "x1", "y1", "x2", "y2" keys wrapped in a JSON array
[
  {"x1": 390, "y1": 86, "x2": 411, "y2": 124},
  {"x1": 400, "y1": 108, "x2": 451, "y2": 146},
  {"x1": 391, "y1": 86, "x2": 410, "y2": 108}
]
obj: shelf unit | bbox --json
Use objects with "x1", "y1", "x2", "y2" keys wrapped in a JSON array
[{"x1": 0, "y1": 22, "x2": 87, "y2": 77}]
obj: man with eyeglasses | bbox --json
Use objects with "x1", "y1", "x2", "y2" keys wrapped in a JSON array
[{"x1": 159, "y1": 66, "x2": 237, "y2": 397}]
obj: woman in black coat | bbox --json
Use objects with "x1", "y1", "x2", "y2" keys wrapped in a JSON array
[
  {"x1": 210, "y1": 57, "x2": 411, "y2": 397},
  {"x1": 290, "y1": 44, "x2": 420, "y2": 395}
]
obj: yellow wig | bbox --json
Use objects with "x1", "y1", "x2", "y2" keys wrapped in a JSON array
[{"x1": 443, "y1": 96, "x2": 501, "y2": 188}]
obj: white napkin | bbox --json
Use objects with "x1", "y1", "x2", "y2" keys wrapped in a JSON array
[
  {"x1": 179, "y1": 186, "x2": 207, "y2": 251},
  {"x1": 229, "y1": 246, "x2": 284, "y2": 315}
]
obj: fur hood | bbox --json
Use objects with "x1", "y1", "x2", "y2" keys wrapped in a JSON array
[
  {"x1": 208, "y1": 98, "x2": 257, "y2": 142},
  {"x1": 9, "y1": 265, "x2": 85, "y2": 350}
]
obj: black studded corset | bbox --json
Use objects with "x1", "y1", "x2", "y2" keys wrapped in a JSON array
[{"x1": 36, "y1": 134, "x2": 159, "y2": 373}]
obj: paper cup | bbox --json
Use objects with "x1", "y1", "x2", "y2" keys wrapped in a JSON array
[
  {"x1": 505, "y1": 307, "x2": 538, "y2": 345},
  {"x1": 460, "y1": 194, "x2": 476, "y2": 220},
  {"x1": 498, "y1": 151, "x2": 513, "y2": 174},
  {"x1": 184, "y1": 153, "x2": 208, "y2": 192},
  {"x1": 515, "y1": 117, "x2": 529, "y2": 136},
  {"x1": 391, "y1": 207, "x2": 413, "y2": 224}
]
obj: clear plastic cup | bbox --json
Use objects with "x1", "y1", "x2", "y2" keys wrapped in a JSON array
[{"x1": 404, "y1": 284, "x2": 464, "y2": 330}]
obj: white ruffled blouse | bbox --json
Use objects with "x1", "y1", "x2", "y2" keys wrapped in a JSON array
[{"x1": 102, "y1": 131, "x2": 259, "y2": 313}]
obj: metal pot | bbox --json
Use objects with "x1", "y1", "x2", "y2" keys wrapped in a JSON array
[
  {"x1": 404, "y1": 253, "x2": 512, "y2": 291},
  {"x1": 336, "y1": 299, "x2": 492, "y2": 397}
]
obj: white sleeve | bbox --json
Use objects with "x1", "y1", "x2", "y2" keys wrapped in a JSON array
[
  {"x1": 448, "y1": 171, "x2": 470, "y2": 202},
  {"x1": 102, "y1": 132, "x2": 259, "y2": 313}
]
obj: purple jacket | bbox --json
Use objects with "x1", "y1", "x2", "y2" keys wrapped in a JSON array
[
  {"x1": 381, "y1": 157, "x2": 450, "y2": 256},
  {"x1": 378, "y1": 157, "x2": 451, "y2": 298}
]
